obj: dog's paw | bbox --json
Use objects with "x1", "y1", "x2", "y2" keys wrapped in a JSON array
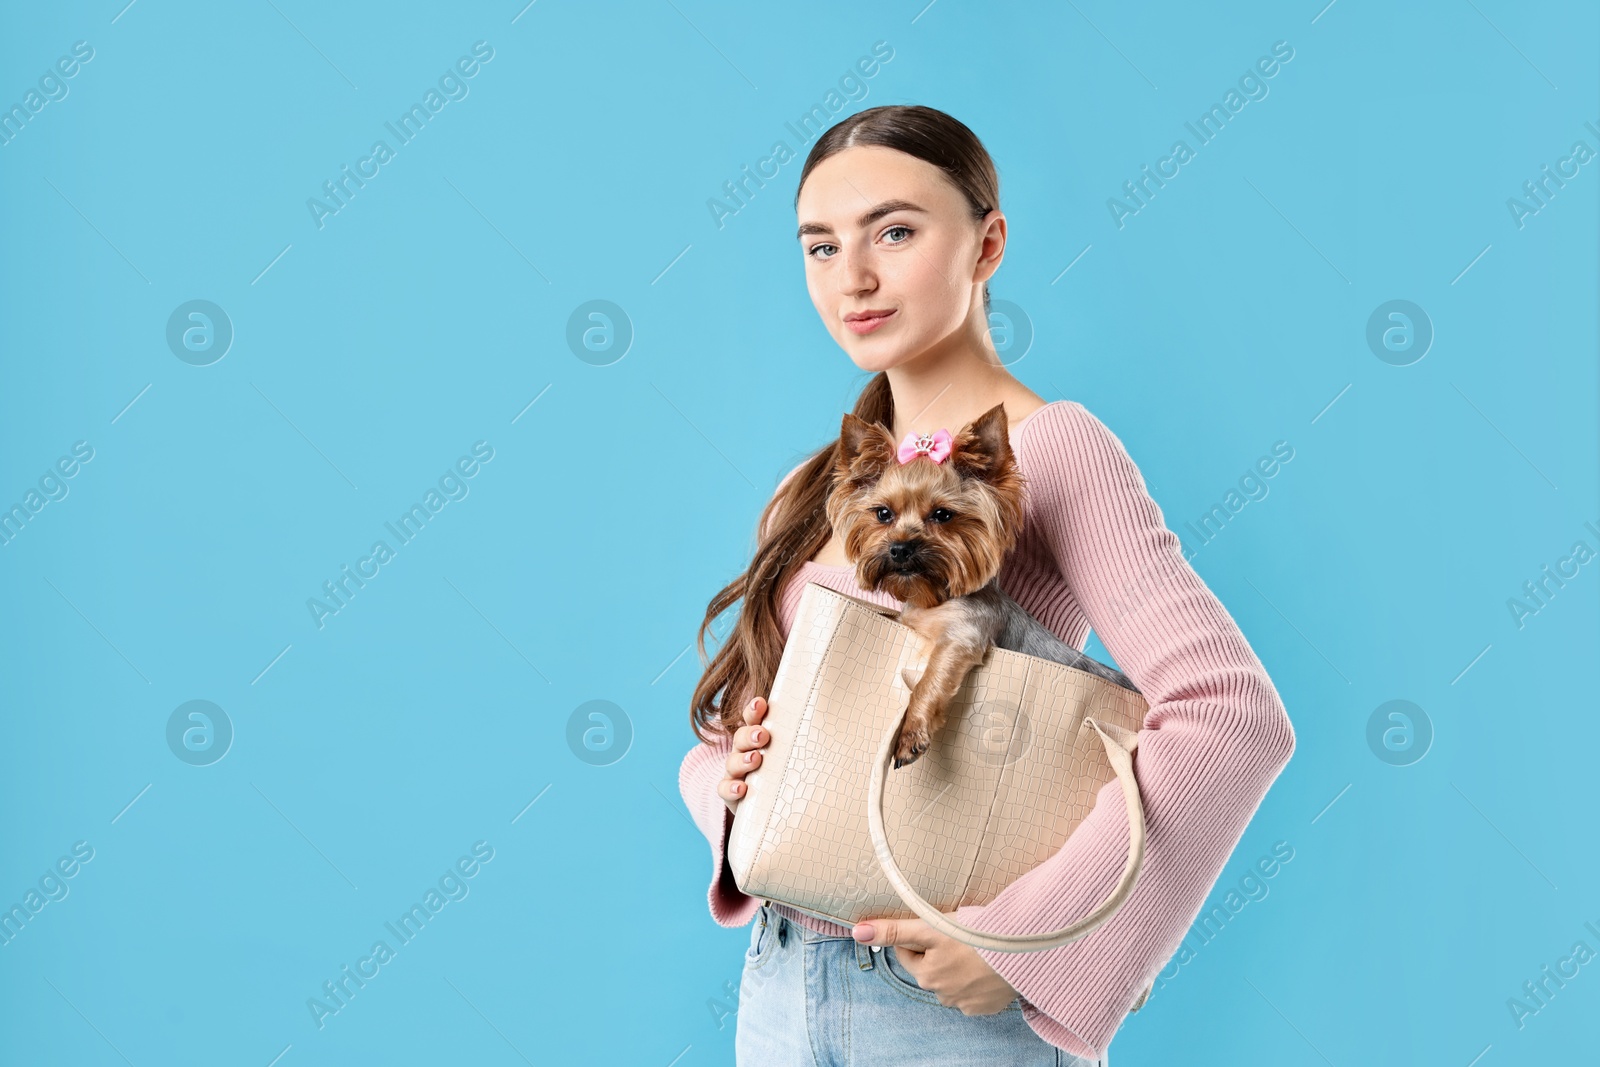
[{"x1": 892, "y1": 725, "x2": 931, "y2": 769}]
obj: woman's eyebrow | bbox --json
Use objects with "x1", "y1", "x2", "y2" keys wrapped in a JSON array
[{"x1": 796, "y1": 199, "x2": 926, "y2": 240}]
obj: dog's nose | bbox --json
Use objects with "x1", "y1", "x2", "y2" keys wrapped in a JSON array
[{"x1": 888, "y1": 539, "x2": 920, "y2": 563}]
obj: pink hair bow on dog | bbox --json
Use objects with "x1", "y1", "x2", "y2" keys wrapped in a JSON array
[{"x1": 896, "y1": 428, "x2": 953, "y2": 465}]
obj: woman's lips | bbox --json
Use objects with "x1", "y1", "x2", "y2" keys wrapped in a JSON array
[{"x1": 844, "y1": 309, "x2": 896, "y2": 335}]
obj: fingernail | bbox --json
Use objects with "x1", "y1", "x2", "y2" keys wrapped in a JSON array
[
  {"x1": 733, "y1": 782, "x2": 742, "y2": 793},
  {"x1": 753, "y1": 729, "x2": 764, "y2": 743},
  {"x1": 744, "y1": 751, "x2": 754, "y2": 763},
  {"x1": 749, "y1": 698, "x2": 759, "y2": 710},
  {"x1": 852, "y1": 923, "x2": 874, "y2": 941}
]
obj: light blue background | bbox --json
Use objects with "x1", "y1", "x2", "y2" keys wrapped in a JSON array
[{"x1": 2, "y1": 1, "x2": 1595, "y2": 1064}]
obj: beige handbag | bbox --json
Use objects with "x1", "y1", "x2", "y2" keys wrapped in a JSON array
[{"x1": 728, "y1": 580, "x2": 1151, "y2": 957}]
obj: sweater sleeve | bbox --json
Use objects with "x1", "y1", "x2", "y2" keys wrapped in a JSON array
[
  {"x1": 678, "y1": 734, "x2": 764, "y2": 928},
  {"x1": 949, "y1": 400, "x2": 1297, "y2": 1059}
]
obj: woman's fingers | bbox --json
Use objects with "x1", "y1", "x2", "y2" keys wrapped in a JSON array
[
  {"x1": 721, "y1": 757, "x2": 758, "y2": 803},
  {"x1": 724, "y1": 730, "x2": 767, "y2": 777},
  {"x1": 724, "y1": 748, "x2": 762, "y2": 778},
  {"x1": 735, "y1": 695, "x2": 768, "y2": 758},
  {"x1": 721, "y1": 697, "x2": 772, "y2": 808}
]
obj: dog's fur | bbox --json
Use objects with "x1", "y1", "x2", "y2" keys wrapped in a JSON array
[{"x1": 828, "y1": 402, "x2": 1136, "y2": 769}]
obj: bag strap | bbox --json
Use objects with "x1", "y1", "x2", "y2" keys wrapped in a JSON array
[{"x1": 865, "y1": 710, "x2": 1147, "y2": 952}]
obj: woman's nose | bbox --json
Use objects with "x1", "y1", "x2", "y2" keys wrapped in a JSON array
[{"x1": 835, "y1": 247, "x2": 876, "y2": 293}]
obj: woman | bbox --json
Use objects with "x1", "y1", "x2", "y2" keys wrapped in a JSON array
[{"x1": 677, "y1": 105, "x2": 1295, "y2": 1065}]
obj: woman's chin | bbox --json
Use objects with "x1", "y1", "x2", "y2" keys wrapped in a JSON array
[{"x1": 839, "y1": 337, "x2": 913, "y2": 373}]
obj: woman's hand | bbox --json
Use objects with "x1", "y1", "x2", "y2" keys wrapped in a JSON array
[
  {"x1": 850, "y1": 917, "x2": 1021, "y2": 1015},
  {"x1": 719, "y1": 696, "x2": 771, "y2": 815}
]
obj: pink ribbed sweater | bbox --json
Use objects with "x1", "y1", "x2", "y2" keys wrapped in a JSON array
[{"x1": 677, "y1": 398, "x2": 1295, "y2": 1059}]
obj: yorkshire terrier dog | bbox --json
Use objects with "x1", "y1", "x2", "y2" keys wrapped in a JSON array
[{"x1": 827, "y1": 403, "x2": 1135, "y2": 769}]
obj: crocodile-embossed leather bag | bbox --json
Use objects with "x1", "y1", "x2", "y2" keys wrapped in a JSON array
[{"x1": 727, "y1": 580, "x2": 1150, "y2": 955}]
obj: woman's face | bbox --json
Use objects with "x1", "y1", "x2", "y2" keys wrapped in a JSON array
[{"x1": 795, "y1": 145, "x2": 1002, "y2": 372}]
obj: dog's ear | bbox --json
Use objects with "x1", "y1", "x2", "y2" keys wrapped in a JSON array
[
  {"x1": 950, "y1": 403, "x2": 1013, "y2": 483},
  {"x1": 835, "y1": 413, "x2": 896, "y2": 487}
]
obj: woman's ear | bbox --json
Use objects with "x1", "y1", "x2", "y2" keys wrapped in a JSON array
[{"x1": 973, "y1": 210, "x2": 1007, "y2": 287}]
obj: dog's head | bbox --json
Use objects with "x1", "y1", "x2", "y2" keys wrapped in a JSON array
[{"x1": 826, "y1": 402, "x2": 1026, "y2": 609}]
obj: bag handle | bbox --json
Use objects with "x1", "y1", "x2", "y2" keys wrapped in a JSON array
[{"x1": 865, "y1": 708, "x2": 1146, "y2": 952}]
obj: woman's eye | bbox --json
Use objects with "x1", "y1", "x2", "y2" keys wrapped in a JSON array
[
  {"x1": 928, "y1": 508, "x2": 954, "y2": 523},
  {"x1": 873, "y1": 506, "x2": 894, "y2": 524},
  {"x1": 808, "y1": 227, "x2": 909, "y2": 260}
]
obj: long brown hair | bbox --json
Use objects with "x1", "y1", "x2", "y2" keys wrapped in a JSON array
[{"x1": 687, "y1": 105, "x2": 1002, "y2": 744}]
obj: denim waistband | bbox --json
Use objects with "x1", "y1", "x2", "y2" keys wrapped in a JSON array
[{"x1": 762, "y1": 903, "x2": 885, "y2": 970}]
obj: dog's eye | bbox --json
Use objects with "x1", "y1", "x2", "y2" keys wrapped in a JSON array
[
  {"x1": 873, "y1": 506, "x2": 894, "y2": 524},
  {"x1": 928, "y1": 508, "x2": 954, "y2": 523}
]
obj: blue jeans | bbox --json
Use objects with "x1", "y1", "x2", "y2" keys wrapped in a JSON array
[{"x1": 736, "y1": 903, "x2": 1105, "y2": 1066}]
